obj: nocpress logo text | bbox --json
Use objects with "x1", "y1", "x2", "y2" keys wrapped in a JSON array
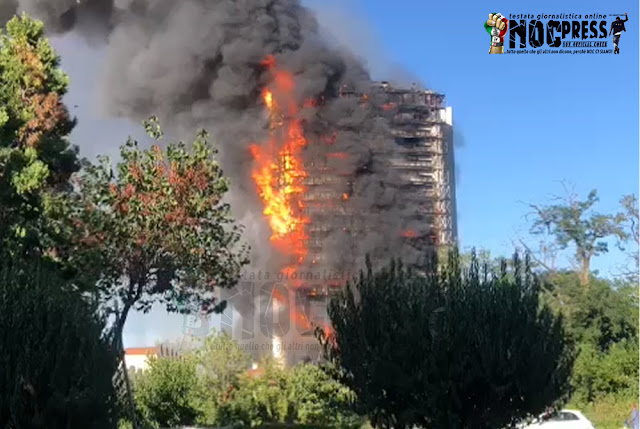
[{"x1": 502, "y1": 13, "x2": 617, "y2": 54}]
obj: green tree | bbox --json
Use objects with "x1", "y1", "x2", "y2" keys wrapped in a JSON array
[
  {"x1": 286, "y1": 363, "x2": 361, "y2": 428},
  {"x1": 528, "y1": 188, "x2": 627, "y2": 286},
  {"x1": 323, "y1": 251, "x2": 576, "y2": 429},
  {"x1": 196, "y1": 330, "x2": 251, "y2": 393},
  {"x1": 68, "y1": 117, "x2": 250, "y2": 352},
  {"x1": 224, "y1": 358, "x2": 361, "y2": 428},
  {"x1": 0, "y1": 258, "x2": 119, "y2": 429},
  {"x1": 134, "y1": 356, "x2": 203, "y2": 428},
  {"x1": 227, "y1": 357, "x2": 291, "y2": 426},
  {"x1": 459, "y1": 248, "x2": 494, "y2": 269},
  {"x1": 538, "y1": 270, "x2": 638, "y2": 409},
  {"x1": 193, "y1": 330, "x2": 251, "y2": 425},
  {"x1": 62, "y1": 119, "x2": 249, "y2": 427},
  {"x1": 572, "y1": 339, "x2": 639, "y2": 403},
  {"x1": 458, "y1": 247, "x2": 522, "y2": 275},
  {"x1": 571, "y1": 278, "x2": 637, "y2": 351},
  {"x1": 0, "y1": 13, "x2": 79, "y2": 256},
  {"x1": 539, "y1": 272, "x2": 637, "y2": 350},
  {"x1": 132, "y1": 335, "x2": 361, "y2": 428}
]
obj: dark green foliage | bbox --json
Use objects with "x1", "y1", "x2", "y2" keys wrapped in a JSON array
[
  {"x1": 324, "y1": 251, "x2": 576, "y2": 429},
  {"x1": 134, "y1": 356, "x2": 202, "y2": 429},
  {"x1": 223, "y1": 358, "x2": 361, "y2": 429},
  {"x1": 0, "y1": 258, "x2": 119, "y2": 429},
  {"x1": 540, "y1": 272, "x2": 637, "y2": 349},
  {"x1": 571, "y1": 280, "x2": 637, "y2": 352},
  {"x1": 0, "y1": 14, "x2": 79, "y2": 256},
  {"x1": 572, "y1": 339, "x2": 639, "y2": 403},
  {"x1": 132, "y1": 338, "x2": 361, "y2": 429},
  {"x1": 285, "y1": 363, "x2": 361, "y2": 428},
  {"x1": 539, "y1": 271, "x2": 639, "y2": 403}
]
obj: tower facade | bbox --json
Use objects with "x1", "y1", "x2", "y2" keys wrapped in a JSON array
[
  {"x1": 284, "y1": 82, "x2": 458, "y2": 365},
  {"x1": 245, "y1": 80, "x2": 458, "y2": 366},
  {"x1": 378, "y1": 82, "x2": 457, "y2": 250}
]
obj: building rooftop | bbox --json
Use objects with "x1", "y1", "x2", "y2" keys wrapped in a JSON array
[{"x1": 124, "y1": 347, "x2": 158, "y2": 356}]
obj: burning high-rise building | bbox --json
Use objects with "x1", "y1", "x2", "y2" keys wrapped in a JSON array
[
  {"x1": 376, "y1": 82, "x2": 457, "y2": 251},
  {"x1": 337, "y1": 81, "x2": 457, "y2": 258},
  {"x1": 249, "y1": 74, "x2": 458, "y2": 366}
]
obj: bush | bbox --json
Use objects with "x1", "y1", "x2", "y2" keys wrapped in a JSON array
[
  {"x1": 541, "y1": 272, "x2": 639, "y2": 422},
  {"x1": 286, "y1": 363, "x2": 361, "y2": 428},
  {"x1": 324, "y1": 251, "x2": 576, "y2": 429},
  {"x1": 193, "y1": 330, "x2": 252, "y2": 425},
  {"x1": 132, "y1": 343, "x2": 361, "y2": 429},
  {"x1": 134, "y1": 355, "x2": 203, "y2": 428},
  {"x1": 223, "y1": 358, "x2": 362, "y2": 428},
  {"x1": 224, "y1": 358, "x2": 291, "y2": 427},
  {"x1": 569, "y1": 394, "x2": 638, "y2": 429},
  {"x1": 0, "y1": 258, "x2": 119, "y2": 428},
  {"x1": 572, "y1": 339, "x2": 639, "y2": 403}
]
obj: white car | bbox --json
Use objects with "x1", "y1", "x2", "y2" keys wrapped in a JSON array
[{"x1": 524, "y1": 409, "x2": 596, "y2": 429}]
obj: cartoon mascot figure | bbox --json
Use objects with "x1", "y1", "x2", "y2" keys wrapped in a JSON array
[{"x1": 485, "y1": 13, "x2": 508, "y2": 54}]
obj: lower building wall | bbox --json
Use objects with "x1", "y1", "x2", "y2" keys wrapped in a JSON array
[{"x1": 124, "y1": 354, "x2": 153, "y2": 372}]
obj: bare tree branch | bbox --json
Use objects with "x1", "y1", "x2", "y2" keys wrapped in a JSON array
[{"x1": 518, "y1": 239, "x2": 555, "y2": 273}]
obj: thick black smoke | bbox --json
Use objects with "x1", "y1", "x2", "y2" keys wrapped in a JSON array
[{"x1": 1, "y1": 0, "x2": 429, "y2": 283}]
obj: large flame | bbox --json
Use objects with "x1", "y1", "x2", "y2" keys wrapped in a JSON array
[
  {"x1": 251, "y1": 55, "x2": 309, "y2": 275},
  {"x1": 252, "y1": 56, "x2": 347, "y2": 347},
  {"x1": 251, "y1": 55, "x2": 329, "y2": 348}
]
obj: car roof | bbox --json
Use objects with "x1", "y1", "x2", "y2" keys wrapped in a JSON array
[
  {"x1": 558, "y1": 410, "x2": 591, "y2": 421},
  {"x1": 561, "y1": 410, "x2": 584, "y2": 415}
]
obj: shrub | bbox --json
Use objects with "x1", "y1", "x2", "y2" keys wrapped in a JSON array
[
  {"x1": 0, "y1": 258, "x2": 119, "y2": 428},
  {"x1": 134, "y1": 355, "x2": 202, "y2": 428},
  {"x1": 324, "y1": 252, "x2": 576, "y2": 429}
]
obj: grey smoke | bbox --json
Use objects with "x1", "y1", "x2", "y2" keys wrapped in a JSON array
[
  {"x1": 385, "y1": 63, "x2": 427, "y2": 88},
  {"x1": 3, "y1": 1, "x2": 434, "y2": 331}
]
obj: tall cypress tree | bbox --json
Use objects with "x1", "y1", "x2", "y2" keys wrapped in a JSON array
[
  {"x1": 324, "y1": 251, "x2": 576, "y2": 429},
  {"x1": 0, "y1": 258, "x2": 120, "y2": 429}
]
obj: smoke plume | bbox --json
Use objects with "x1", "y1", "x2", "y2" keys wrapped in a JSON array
[{"x1": 2, "y1": 0, "x2": 430, "y2": 290}]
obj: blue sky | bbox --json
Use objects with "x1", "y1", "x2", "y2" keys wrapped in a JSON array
[
  {"x1": 306, "y1": 0, "x2": 639, "y2": 275},
  {"x1": 49, "y1": 0, "x2": 638, "y2": 346}
]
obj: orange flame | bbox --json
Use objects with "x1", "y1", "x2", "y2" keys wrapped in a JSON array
[
  {"x1": 263, "y1": 90, "x2": 274, "y2": 110},
  {"x1": 401, "y1": 229, "x2": 418, "y2": 238},
  {"x1": 251, "y1": 56, "x2": 309, "y2": 273},
  {"x1": 261, "y1": 54, "x2": 276, "y2": 68},
  {"x1": 322, "y1": 324, "x2": 334, "y2": 337},
  {"x1": 271, "y1": 288, "x2": 313, "y2": 333},
  {"x1": 293, "y1": 307, "x2": 311, "y2": 331}
]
